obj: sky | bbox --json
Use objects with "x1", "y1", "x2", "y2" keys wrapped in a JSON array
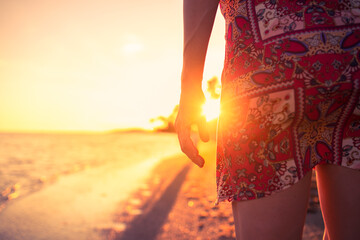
[{"x1": 0, "y1": 0, "x2": 225, "y2": 133}]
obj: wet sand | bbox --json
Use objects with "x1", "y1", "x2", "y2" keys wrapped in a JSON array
[
  {"x1": 0, "y1": 142, "x2": 324, "y2": 240},
  {"x1": 0, "y1": 156, "x2": 176, "y2": 240}
]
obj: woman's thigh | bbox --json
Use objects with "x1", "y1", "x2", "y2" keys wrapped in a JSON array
[
  {"x1": 231, "y1": 171, "x2": 312, "y2": 240},
  {"x1": 316, "y1": 164, "x2": 360, "y2": 240}
]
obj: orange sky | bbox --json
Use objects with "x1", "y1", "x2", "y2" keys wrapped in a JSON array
[{"x1": 0, "y1": 0, "x2": 225, "y2": 132}]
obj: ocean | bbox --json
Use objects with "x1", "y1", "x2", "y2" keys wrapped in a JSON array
[{"x1": 0, "y1": 132, "x2": 181, "y2": 207}]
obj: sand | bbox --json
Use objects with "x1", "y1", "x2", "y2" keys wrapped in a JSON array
[
  {"x1": 0, "y1": 141, "x2": 324, "y2": 240},
  {"x1": 0, "y1": 156, "x2": 174, "y2": 240}
]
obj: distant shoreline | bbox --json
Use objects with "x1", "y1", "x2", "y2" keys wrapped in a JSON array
[
  {"x1": 108, "y1": 128, "x2": 154, "y2": 134},
  {"x1": 0, "y1": 128, "x2": 175, "y2": 135}
]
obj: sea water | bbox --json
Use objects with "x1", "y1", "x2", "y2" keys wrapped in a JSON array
[{"x1": 0, "y1": 132, "x2": 180, "y2": 206}]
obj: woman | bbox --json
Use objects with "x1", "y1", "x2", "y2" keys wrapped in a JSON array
[{"x1": 175, "y1": 0, "x2": 360, "y2": 239}]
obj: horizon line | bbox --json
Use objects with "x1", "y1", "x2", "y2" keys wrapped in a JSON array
[{"x1": 0, "y1": 127, "x2": 157, "y2": 135}]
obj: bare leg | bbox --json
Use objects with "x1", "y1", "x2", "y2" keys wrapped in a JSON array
[
  {"x1": 316, "y1": 164, "x2": 360, "y2": 240},
  {"x1": 231, "y1": 171, "x2": 312, "y2": 240}
]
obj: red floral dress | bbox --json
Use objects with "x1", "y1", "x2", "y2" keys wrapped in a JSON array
[{"x1": 216, "y1": 0, "x2": 360, "y2": 203}]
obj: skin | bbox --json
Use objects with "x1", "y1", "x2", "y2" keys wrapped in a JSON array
[
  {"x1": 175, "y1": 0, "x2": 219, "y2": 168},
  {"x1": 231, "y1": 171, "x2": 312, "y2": 240},
  {"x1": 316, "y1": 164, "x2": 360, "y2": 240},
  {"x1": 176, "y1": 0, "x2": 360, "y2": 239}
]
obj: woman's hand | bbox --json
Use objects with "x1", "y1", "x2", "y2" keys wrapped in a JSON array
[
  {"x1": 177, "y1": 0, "x2": 219, "y2": 167},
  {"x1": 175, "y1": 91, "x2": 209, "y2": 168}
]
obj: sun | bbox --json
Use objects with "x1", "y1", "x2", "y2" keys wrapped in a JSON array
[
  {"x1": 202, "y1": 98, "x2": 220, "y2": 122},
  {"x1": 201, "y1": 76, "x2": 221, "y2": 122},
  {"x1": 122, "y1": 43, "x2": 144, "y2": 54}
]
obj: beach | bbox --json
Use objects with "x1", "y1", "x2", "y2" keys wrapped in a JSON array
[
  {"x1": 111, "y1": 142, "x2": 324, "y2": 240},
  {"x1": 0, "y1": 133, "x2": 324, "y2": 240}
]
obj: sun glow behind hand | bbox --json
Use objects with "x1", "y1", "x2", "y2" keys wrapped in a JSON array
[
  {"x1": 201, "y1": 76, "x2": 221, "y2": 122},
  {"x1": 202, "y1": 98, "x2": 220, "y2": 122}
]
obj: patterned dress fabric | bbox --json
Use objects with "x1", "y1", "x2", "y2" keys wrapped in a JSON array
[{"x1": 216, "y1": 0, "x2": 360, "y2": 203}]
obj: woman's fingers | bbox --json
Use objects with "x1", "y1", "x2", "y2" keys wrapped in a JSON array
[
  {"x1": 176, "y1": 118, "x2": 205, "y2": 168},
  {"x1": 175, "y1": 91, "x2": 207, "y2": 168},
  {"x1": 197, "y1": 116, "x2": 209, "y2": 142},
  {"x1": 180, "y1": 136, "x2": 205, "y2": 168}
]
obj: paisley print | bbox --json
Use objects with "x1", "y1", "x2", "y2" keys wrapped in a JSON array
[{"x1": 216, "y1": 0, "x2": 360, "y2": 203}]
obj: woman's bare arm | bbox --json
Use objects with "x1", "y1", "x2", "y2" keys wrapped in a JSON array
[{"x1": 175, "y1": 0, "x2": 219, "y2": 168}]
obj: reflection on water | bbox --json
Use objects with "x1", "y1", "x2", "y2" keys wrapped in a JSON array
[{"x1": 0, "y1": 132, "x2": 180, "y2": 207}]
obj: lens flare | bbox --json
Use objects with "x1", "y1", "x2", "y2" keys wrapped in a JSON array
[{"x1": 202, "y1": 98, "x2": 220, "y2": 122}]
